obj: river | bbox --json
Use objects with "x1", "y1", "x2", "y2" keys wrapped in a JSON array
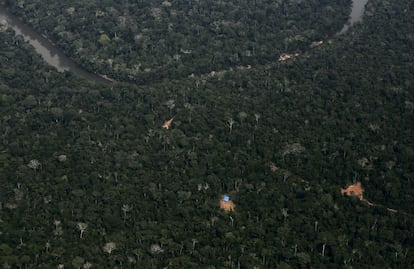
[
  {"x1": 340, "y1": 0, "x2": 370, "y2": 33},
  {"x1": 0, "y1": 4, "x2": 108, "y2": 83},
  {"x1": 0, "y1": 0, "x2": 369, "y2": 80}
]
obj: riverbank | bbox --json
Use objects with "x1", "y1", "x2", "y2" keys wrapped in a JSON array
[
  {"x1": 1, "y1": 0, "x2": 368, "y2": 85},
  {"x1": 0, "y1": 2, "x2": 109, "y2": 84},
  {"x1": 2, "y1": 0, "x2": 354, "y2": 84}
]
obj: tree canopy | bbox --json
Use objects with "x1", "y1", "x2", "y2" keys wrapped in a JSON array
[
  {"x1": 1, "y1": 0, "x2": 414, "y2": 267},
  {"x1": 6, "y1": 0, "x2": 350, "y2": 82}
]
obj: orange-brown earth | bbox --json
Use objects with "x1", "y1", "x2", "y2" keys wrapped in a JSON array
[
  {"x1": 162, "y1": 117, "x2": 174, "y2": 129},
  {"x1": 278, "y1": 53, "x2": 299, "y2": 62},
  {"x1": 341, "y1": 182, "x2": 364, "y2": 200},
  {"x1": 341, "y1": 182, "x2": 401, "y2": 213},
  {"x1": 219, "y1": 196, "x2": 236, "y2": 212},
  {"x1": 97, "y1": 73, "x2": 115, "y2": 82},
  {"x1": 270, "y1": 162, "x2": 278, "y2": 173}
]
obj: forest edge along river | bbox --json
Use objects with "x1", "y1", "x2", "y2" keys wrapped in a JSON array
[
  {"x1": 0, "y1": 0, "x2": 369, "y2": 83},
  {"x1": 340, "y1": 0, "x2": 370, "y2": 33},
  {"x1": 0, "y1": 2, "x2": 109, "y2": 84}
]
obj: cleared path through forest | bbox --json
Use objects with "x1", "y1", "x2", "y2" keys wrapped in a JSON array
[{"x1": 0, "y1": 0, "x2": 369, "y2": 83}]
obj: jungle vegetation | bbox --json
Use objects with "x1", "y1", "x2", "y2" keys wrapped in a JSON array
[
  {"x1": 1, "y1": 0, "x2": 414, "y2": 268},
  {"x1": 6, "y1": 0, "x2": 350, "y2": 82}
]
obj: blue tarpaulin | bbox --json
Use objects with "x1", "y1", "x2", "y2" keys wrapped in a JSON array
[{"x1": 223, "y1": 195, "x2": 230, "y2": 202}]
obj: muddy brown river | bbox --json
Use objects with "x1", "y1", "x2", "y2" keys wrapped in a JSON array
[{"x1": 0, "y1": 0, "x2": 370, "y2": 81}]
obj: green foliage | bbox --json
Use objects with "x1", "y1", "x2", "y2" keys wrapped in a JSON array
[
  {"x1": 6, "y1": 0, "x2": 351, "y2": 82},
  {"x1": 1, "y1": 0, "x2": 414, "y2": 267}
]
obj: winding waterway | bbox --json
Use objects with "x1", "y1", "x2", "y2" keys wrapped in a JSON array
[
  {"x1": 0, "y1": 4, "x2": 107, "y2": 83},
  {"x1": 341, "y1": 0, "x2": 370, "y2": 33},
  {"x1": 0, "y1": 0, "x2": 370, "y2": 81}
]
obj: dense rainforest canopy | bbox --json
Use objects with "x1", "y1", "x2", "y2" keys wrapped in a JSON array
[
  {"x1": 6, "y1": 0, "x2": 351, "y2": 82},
  {"x1": 1, "y1": 0, "x2": 414, "y2": 268}
]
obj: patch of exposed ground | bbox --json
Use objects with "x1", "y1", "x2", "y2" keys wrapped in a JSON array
[
  {"x1": 341, "y1": 182, "x2": 364, "y2": 200},
  {"x1": 219, "y1": 195, "x2": 235, "y2": 212},
  {"x1": 162, "y1": 117, "x2": 174, "y2": 129}
]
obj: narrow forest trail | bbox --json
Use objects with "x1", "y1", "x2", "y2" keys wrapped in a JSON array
[
  {"x1": 341, "y1": 182, "x2": 408, "y2": 215},
  {"x1": 198, "y1": 0, "x2": 370, "y2": 80},
  {"x1": 1, "y1": 0, "x2": 368, "y2": 85}
]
